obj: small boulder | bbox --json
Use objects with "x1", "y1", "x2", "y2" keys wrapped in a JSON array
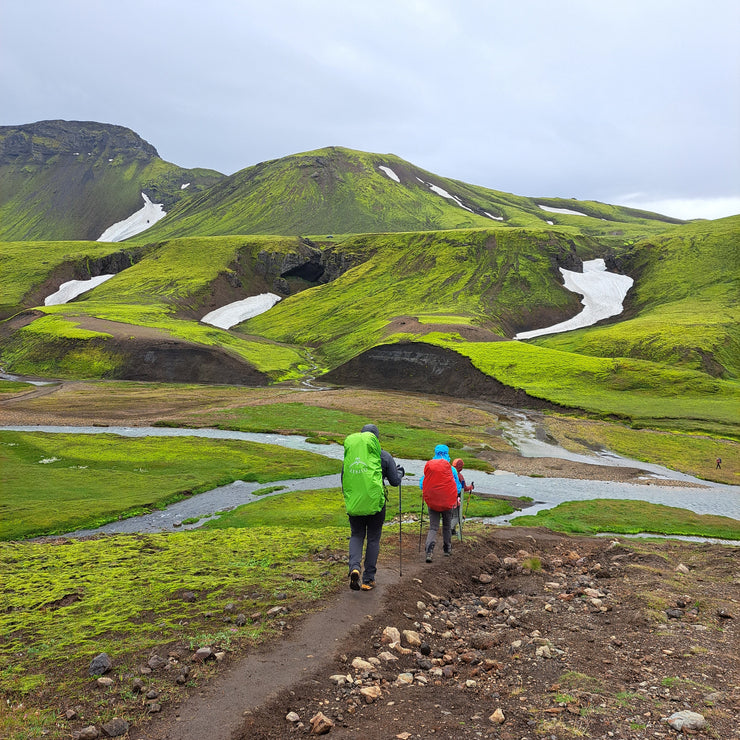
[
  {"x1": 489, "y1": 708, "x2": 505, "y2": 724},
  {"x1": 88, "y1": 653, "x2": 113, "y2": 677},
  {"x1": 77, "y1": 726, "x2": 100, "y2": 740},
  {"x1": 101, "y1": 717, "x2": 129, "y2": 737},
  {"x1": 402, "y1": 629, "x2": 422, "y2": 647},
  {"x1": 663, "y1": 710, "x2": 706, "y2": 732},
  {"x1": 360, "y1": 685, "x2": 382, "y2": 703},
  {"x1": 309, "y1": 711, "x2": 334, "y2": 735}
]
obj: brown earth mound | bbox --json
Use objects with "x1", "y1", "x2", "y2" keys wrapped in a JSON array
[{"x1": 322, "y1": 342, "x2": 570, "y2": 411}]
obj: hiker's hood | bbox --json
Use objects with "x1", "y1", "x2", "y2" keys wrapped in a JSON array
[
  {"x1": 433, "y1": 444, "x2": 451, "y2": 460},
  {"x1": 361, "y1": 424, "x2": 380, "y2": 439}
]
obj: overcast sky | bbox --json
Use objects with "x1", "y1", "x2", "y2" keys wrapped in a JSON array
[{"x1": 2, "y1": 0, "x2": 739, "y2": 220}]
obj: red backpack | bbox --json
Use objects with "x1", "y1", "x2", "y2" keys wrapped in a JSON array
[{"x1": 422, "y1": 458, "x2": 458, "y2": 512}]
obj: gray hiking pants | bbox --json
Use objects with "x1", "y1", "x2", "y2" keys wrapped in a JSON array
[
  {"x1": 425, "y1": 507, "x2": 453, "y2": 554},
  {"x1": 348, "y1": 505, "x2": 386, "y2": 584}
]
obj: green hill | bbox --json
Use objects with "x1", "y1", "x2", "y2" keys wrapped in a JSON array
[
  {"x1": 136, "y1": 146, "x2": 685, "y2": 241},
  {"x1": 0, "y1": 120, "x2": 223, "y2": 241}
]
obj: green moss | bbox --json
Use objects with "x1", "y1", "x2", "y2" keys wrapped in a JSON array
[
  {"x1": 0, "y1": 431, "x2": 339, "y2": 540},
  {"x1": 511, "y1": 499, "x2": 740, "y2": 540}
]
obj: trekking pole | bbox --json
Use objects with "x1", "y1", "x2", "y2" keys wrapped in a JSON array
[
  {"x1": 398, "y1": 482, "x2": 403, "y2": 577},
  {"x1": 457, "y1": 490, "x2": 464, "y2": 543},
  {"x1": 418, "y1": 494, "x2": 424, "y2": 552}
]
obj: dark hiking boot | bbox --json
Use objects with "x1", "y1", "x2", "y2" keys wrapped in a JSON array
[
  {"x1": 443, "y1": 548, "x2": 452, "y2": 557},
  {"x1": 350, "y1": 569, "x2": 361, "y2": 591}
]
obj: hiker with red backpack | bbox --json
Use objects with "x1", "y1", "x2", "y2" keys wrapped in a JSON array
[
  {"x1": 420, "y1": 444, "x2": 462, "y2": 562},
  {"x1": 341, "y1": 424, "x2": 404, "y2": 591}
]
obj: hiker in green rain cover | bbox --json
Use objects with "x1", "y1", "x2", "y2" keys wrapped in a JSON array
[{"x1": 341, "y1": 424, "x2": 404, "y2": 591}]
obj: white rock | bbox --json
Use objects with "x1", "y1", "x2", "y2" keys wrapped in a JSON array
[
  {"x1": 360, "y1": 685, "x2": 382, "y2": 703},
  {"x1": 382, "y1": 626, "x2": 401, "y2": 644},
  {"x1": 663, "y1": 710, "x2": 706, "y2": 731},
  {"x1": 402, "y1": 629, "x2": 422, "y2": 647},
  {"x1": 489, "y1": 708, "x2": 505, "y2": 724},
  {"x1": 351, "y1": 657, "x2": 374, "y2": 673},
  {"x1": 286, "y1": 711, "x2": 300, "y2": 722}
]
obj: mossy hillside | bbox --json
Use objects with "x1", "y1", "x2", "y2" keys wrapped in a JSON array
[
  {"x1": 0, "y1": 240, "x2": 139, "y2": 316},
  {"x1": 0, "y1": 121, "x2": 223, "y2": 241},
  {"x1": 0, "y1": 431, "x2": 339, "y2": 540},
  {"x1": 0, "y1": 527, "x2": 345, "y2": 731},
  {"x1": 244, "y1": 228, "x2": 593, "y2": 366},
  {"x1": 136, "y1": 146, "x2": 683, "y2": 241},
  {"x1": 0, "y1": 235, "x2": 309, "y2": 380},
  {"x1": 533, "y1": 216, "x2": 740, "y2": 377},
  {"x1": 511, "y1": 499, "x2": 740, "y2": 540},
  {"x1": 418, "y1": 335, "x2": 740, "y2": 435}
]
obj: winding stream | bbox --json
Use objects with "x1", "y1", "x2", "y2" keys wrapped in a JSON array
[{"x1": 4, "y1": 424, "x2": 738, "y2": 539}]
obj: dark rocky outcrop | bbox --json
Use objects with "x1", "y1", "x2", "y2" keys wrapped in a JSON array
[{"x1": 322, "y1": 342, "x2": 570, "y2": 410}]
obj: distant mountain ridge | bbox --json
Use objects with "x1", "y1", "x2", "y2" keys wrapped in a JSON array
[
  {"x1": 0, "y1": 120, "x2": 223, "y2": 241},
  {"x1": 0, "y1": 120, "x2": 685, "y2": 243}
]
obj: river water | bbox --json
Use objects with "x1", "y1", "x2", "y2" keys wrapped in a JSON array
[{"x1": 3, "y1": 424, "x2": 738, "y2": 538}]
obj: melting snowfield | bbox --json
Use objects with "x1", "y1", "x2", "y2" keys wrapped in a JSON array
[
  {"x1": 97, "y1": 192, "x2": 166, "y2": 242},
  {"x1": 201, "y1": 293, "x2": 281, "y2": 329},
  {"x1": 516, "y1": 258, "x2": 633, "y2": 340},
  {"x1": 44, "y1": 275, "x2": 115, "y2": 305},
  {"x1": 538, "y1": 204, "x2": 589, "y2": 217}
]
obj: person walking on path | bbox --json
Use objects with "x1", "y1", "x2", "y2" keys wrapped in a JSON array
[
  {"x1": 450, "y1": 458, "x2": 474, "y2": 537},
  {"x1": 419, "y1": 444, "x2": 462, "y2": 562},
  {"x1": 716, "y1": 457, "x2": 722, "y2": 469},
  {"x1": 341, "y1": 424, "x2": 404, "y2": 591}
]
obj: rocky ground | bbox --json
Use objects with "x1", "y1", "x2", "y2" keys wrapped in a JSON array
[{"x1": 233, "y1": 529, "x2": 739, "y2": 740}]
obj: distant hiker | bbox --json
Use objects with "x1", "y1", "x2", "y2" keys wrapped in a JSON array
[
  {"x1": 452, "y1": 458, "x2": 474, "y2": 494},
  {"x1": 419, "y1": 444, "x2": 462, "y2": 562},
  {"x1": 341, "y1": 424, "x2": 404, "y2": 591},
  {"x1": 450, "y1": 458, "x2": 473, "y2": 537},
  {"x1": 716, "y1": 457, "x2": 722, "y2": 469}
]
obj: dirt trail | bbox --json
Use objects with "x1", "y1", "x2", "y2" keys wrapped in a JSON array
[{"x1": 140, "y1": 559, "x2": 425, "y2": 740}]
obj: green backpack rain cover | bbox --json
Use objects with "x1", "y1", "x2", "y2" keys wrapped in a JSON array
[{"x1": 342, "y1": 431, "x2": 385, "y2": 516}]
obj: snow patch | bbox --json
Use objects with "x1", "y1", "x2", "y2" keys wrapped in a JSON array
[
  {"x1": 426, "y1": 182, "x2": 473, "y2": 212},
  {"x1": 538, "y1": 204, "x2": 589, "y2": 217},
  {"x1": 378, "y1": 166, "x2": 400, "y2": 183},
  {"x1": 484, "y1": 211, "x2": 504, "y2": 221},
  {"x1": 515, "y1": 259, "x2": 633, "y2": 340},
  {"x1": 97, "y1": 192, "x2": 166, "y2": 242},
  {"x1": 201, "y1": 293, "x2": 282, "y2": 329},
  {"x1": 44, "y1": 275, "x2": 115, "y2": 305},
  {"x1": 181, "y1": 182, "x2": 190, "y2": 189}
]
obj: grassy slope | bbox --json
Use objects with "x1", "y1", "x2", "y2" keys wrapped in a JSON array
[
  {"x1": 511, "y1": 499, "x2": 740, "y2": 540},
  {"x1": 0, "y1": 156, "x2": 222, "y2": 242},
  {"x1": 244, "y1": 228, "x2": 592, "y2": 363},
  {"x1": 135, "y1": 147, "x2": 684, "y2": 241},
  {"x1": 0, "y1": 240, "x2": 137, "y2": 315},
  {"x1": 421, "y1": 335, "x2": 738, "y2": 434},
  {"x1": 0, "y1": 122, "x2": 223, "y2": 241},
  {"x1": 0, "y1": 236, "x2": 308, "y2": 379},
  {"x1": 532, "y1": 216, "x2": 740, "y2": 378}
]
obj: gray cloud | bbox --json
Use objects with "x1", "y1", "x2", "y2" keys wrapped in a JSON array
[{"x1": 1, "y1": 0, "x2": 738, "y2": 219}]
